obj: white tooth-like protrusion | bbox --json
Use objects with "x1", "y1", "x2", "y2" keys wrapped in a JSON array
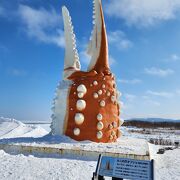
[
  {"x1": 75, "y1": 54, "x2": 79, "y2": 59},
  {"x1": 62, "y1": 6, "x2": 81, "y2": 80},
  {"x1": 76, "y1": 61, "x2": 80, "y2": 69},
  {"x1": 72, "y1": 33, "x2": 76, "y2": 39}
]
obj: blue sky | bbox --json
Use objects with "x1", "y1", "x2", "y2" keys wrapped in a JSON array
[{"x1": 0, "y1": 0, "x2": 180, "y2": 121}]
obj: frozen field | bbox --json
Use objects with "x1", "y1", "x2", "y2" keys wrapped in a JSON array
[
  {"x1": 122, "y1": 126, "x2": 180, "y2": 145},
  {"x1": 0, "y1": 117, "x2": 180, "y2": 180}
]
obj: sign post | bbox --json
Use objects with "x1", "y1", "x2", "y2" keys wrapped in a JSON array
[{"x1": 93, "y1": 155, "x2": 154, "y2": 180}]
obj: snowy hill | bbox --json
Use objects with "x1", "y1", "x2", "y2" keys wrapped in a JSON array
[{"x1": 0, "y1": 117, "x2": 48, "y2": 139}]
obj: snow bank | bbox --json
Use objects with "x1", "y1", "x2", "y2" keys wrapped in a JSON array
[
  {"x1": 149, "y1": 144, "x2": 180, "y2": 180},
  {"x1": 0, "y1": 149, "x2": 96, "y2": 180},
  {"x1": 0, "y1": 117, "x2": 48, "y2": 139}
]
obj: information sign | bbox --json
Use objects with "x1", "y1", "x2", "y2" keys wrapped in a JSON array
[{"x1": 95, "y1": 155, "x2": 154, "y2": 180}]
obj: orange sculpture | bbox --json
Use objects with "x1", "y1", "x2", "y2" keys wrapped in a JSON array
[{"x1": 51, "y1": 0, "x2": 122, "y2": 143}]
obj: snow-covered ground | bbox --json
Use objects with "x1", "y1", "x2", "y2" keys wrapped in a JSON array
[
  {"x1": 0, "y1": 149, "x2": 96, "y2": 180},
  {"x1": 149, "y1": 144, "x2": 180, "y2": 180},
  {"x1": 0, "y1": 117, "x2": 179, "y2": 180},
  {"x1": 122, "y1": 126, "x2": 180, "y2": 145}
]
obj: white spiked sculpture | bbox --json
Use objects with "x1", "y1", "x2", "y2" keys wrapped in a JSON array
[{"x1": 51, "y1": 0, "x2": 122, "y2": 143}]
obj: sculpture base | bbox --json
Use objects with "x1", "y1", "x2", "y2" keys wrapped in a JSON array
[{"x1": 0, "y1": 136, "x2": 150, "y2": 160}]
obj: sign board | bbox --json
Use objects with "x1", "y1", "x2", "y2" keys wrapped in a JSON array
[{"x1": 96, "y1": 155, "x2": 154, "y2": 180}]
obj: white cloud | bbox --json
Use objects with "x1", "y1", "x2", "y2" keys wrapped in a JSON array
[
  {"x1": 108, "y1": 30, "x2": 133, "y2": 50},
  {"x1": 176, "y1": 90, "x2": 180, "y2": 95},
  {"x1": 142, "y1": 96, "x2": 160, "y2": 106},
  {"x1": 124, "y1": 93, "x2": 137, "y2": 101},
  {"x1": 146, "y1": 100, "x2": 161, "y2": 106},
  {"x1": 146, "y1": 90, "x2": 173, "y2": 98},
  {"x1": 79, "y1": 51, "x2": 90, "y2": 65},
  {"x1": 142, "y1": 96, "x2": 150, "y2": 100},
  {"x1": 109, "y1": 56, "x2": 117, "y2": 66},
  {"x1": 0, "y1": 7, "x2": 4, "y2": 16},
  {"x1": 170, "y1": 54, "x2": 180, "y2": 61},
  {"x1": 118, "y1": 78, "x2": 142, "y2": 84},
  {"x1": 18, "y1": 5, "x2": 64, "y2": 47},
  {"x1": 144, "y1": 67, "x2": 174, "y2": 77},
  {"x1": 8, "y1": 68, "x2": 27, "y2": 76},
  {"x1": 165, "y1": 54, "x2": 180, "y2": 62},
  {"x1": 105, "y1": 0, "x2": 180, "y2": 27}
]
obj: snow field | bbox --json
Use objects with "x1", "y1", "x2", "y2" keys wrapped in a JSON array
[{"x1": 0, "y1": 117, "x2": 179, "y2": 180}]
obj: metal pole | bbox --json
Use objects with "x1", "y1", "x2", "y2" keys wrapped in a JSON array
[
  {"x1": 151, "y1": 159, "x2": 154, "y2": 180},
  {"x1": 112, "y1": 177, "x2": 123, "y2": 180}
]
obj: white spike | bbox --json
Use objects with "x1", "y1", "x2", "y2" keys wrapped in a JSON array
[
  {"x1": 71, "y1": 25, "x2": 74, "y2": 30},
  {"x1": 87, "y1": 0, "x2": 103, "y2": 71},
  {"x1": 62, "y1": 6, "x2": 80, "y2": 79}
]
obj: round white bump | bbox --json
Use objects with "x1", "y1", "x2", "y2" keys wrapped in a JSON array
[
  {"x1": 97, "y1": 131, "x2": 103, "y2": 139},
  {"x1": 118, "y1": 108, "x2": 121, "y2": 115},
  {"x1": 75, "y1": 113, "x2": 85, "y2": 125},
  {"x1": 111, "y1": 131, "x2": 116, "y2": 136},
  {"x1": 90, "y1": 84, "x2": 93, "y2": 87},
  {"x1": 97, "y1": 122, "x2": 104, "y2": 130},
  {"x1": 76, "y1": 100, "x2": 86, "y2": 111},
  {"x1": 73, "y1": 128, "x2": 80, "y2": 136},
  {"x1": 110, "y1": 135, "x2": 113, "y2": 140},
  {"x1": 109, "y1": 124, "x2": 113, "y2": 129},
  {"x1": 100, "y1": 100, "x2": 105, "y2": 107},
  {"x1": 93, "y1": 81, "x2": 98, "y2": 86},
  {"x1": 98, "y1": 90, "x2": 103, "y2": 95},
  {"x1": 112, "y1": 122, "x2": 117, "y2": 128},
  {"x1": 77, "y1": 84, "x2": 87, "y2": 94},
  {"x1": 103, "y1": 77, "x2": 106, "y2": 80},
  {"x1": 93, "y1": 93, "x2": 98, "y2": 99},
  {"x1": 70, "y1": 108, "x2": 73, "y2": 111},
  {"x1": 78, "y1": 92, "x2": 84, "y2": 98},
  {"x1": 107, "y1": 91, "x2": 110, "y2": 96},
  {"x1": 102, "y1": 84, "x2": 105, "y2": 89},
  {"x1": 111, "y1": 95, "x2": 116, "y2": 102},
  {"x1": 93, "y1": 70, "x2": 98, "y2": 74},
  {"x1": 74, "y1": 92, "x2": 76, "y2": 95},
  {"x1": 97, "y1": 113, "x2": 103, "y2": 121}
]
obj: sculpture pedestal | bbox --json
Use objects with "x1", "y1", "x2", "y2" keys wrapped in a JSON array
[{"x1": 0, "y1": 136, "x2": 150, "y2": 161}]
